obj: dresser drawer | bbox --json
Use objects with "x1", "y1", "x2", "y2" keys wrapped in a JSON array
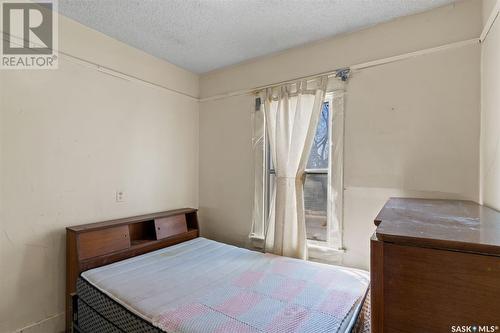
[
  {"x1": 78, "y1": 226, "x2": 130, "y2": 260},
  {"x1": 154, "y1": 215, "x2": 187, "y2": 240}
]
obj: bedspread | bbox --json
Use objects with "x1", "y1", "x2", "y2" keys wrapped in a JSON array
[{"x1": 81, "y1": 237, "x2": 369, "y2": 333}]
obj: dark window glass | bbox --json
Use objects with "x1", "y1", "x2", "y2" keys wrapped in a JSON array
[
  {"x1": 307, "y1": 102, "x2": 329, "y2": 169},
  {"x1": 304, "y1": 173, "x2": 327, "y2": 241}
]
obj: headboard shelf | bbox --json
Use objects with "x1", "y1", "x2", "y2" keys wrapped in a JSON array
[
  {"x1": 67, "y1": 208, "x2": 196, "y2": 233},
  {"x1": 129, "y1": 220, "x2": 156, "y2": 244},
  {"x1": 66, "y1": 208, "x2": 199, "y2": 332}
]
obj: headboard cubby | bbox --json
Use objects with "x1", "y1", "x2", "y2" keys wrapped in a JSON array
[{"x1": 66, "y1": 208, "x2": 198, "y2": 332}]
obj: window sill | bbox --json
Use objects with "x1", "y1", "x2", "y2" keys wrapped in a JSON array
[
  {"x1": 308, "y1": 243, "x2": 345, "y2": 264},
  {"x1": 248, "y1": 234, "x2": 265, "y2": 250},
  {"x1": 247, "y1": 235, "x2": 345, "y2": 264},
  {"x1": 249, "y1": 234, "x2": 264, "y2": 241}
]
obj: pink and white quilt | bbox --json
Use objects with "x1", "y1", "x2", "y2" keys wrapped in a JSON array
[{"x1": 82, "y1": 237, "x2": 369, "y2": 333}]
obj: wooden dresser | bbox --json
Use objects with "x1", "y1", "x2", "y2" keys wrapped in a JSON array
[{"x1": 371, "y1": 198, "x2": 500, "y2": 333}]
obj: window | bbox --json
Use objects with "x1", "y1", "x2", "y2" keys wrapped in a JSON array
[
  {"x1": 268, "y1": 102, "x2": 330, "y2": 242},
  {"x1": 305, "y1": 102, "x2": 329, "y2": 242},
  {"x1": 250, "y1": 91, "x2": 343, "y2": 253}
]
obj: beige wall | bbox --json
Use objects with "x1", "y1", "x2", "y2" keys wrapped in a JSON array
[
  {"x1": 200, "y1": 0, "x2": 481, "y2": 98},
  {"x1": 481, "y1": 0, "x2": 500, "y2": 210},
  {"x1": 342, "y1": 44, "x2": 480, "y2": 267},
  {"x1": 483, "y1": 0, "x2": 497, "y2": 24},
  {"x1": 0, "y1": 14, "x2": 199, "y2": 333},
  {"x1": 199, "y1": 0, "x2": 482, "y2": 269},
  {"x1": 0, "y1": 1, "x2": 490, "y2": 332},
  {"x1": 199, "y1": 96, "x2": 254, "y2": 246}
]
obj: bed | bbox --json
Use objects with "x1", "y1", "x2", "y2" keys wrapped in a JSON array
[{"x1": 66, "y1": 209, "x2": 370, "y2": 333}]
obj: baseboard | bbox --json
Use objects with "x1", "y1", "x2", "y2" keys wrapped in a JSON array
[{"x1": 15, "y1": 312, "x2": 65, "y2": 333}]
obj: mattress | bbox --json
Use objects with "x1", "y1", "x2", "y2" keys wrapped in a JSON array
[{"x1": 79, "y1": 237, "x2": 369, "y2": 333}]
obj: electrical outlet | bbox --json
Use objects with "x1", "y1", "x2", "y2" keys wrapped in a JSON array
[{"x1": 116, "y1": 190, "x2": 125, "y2": 202}]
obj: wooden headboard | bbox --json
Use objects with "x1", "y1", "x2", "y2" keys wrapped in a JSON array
[{"x1": 65, "y1": 208, "x2": 199, "y2": 332}]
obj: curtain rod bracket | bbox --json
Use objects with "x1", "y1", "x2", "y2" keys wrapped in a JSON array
[{"x1": 335, "y1": 68, "x2": 350, "y2": 82}]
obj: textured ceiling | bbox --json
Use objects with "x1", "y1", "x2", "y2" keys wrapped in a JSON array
[{"x1": 58, "y1": 0, "x2": 456, "y2": 74}]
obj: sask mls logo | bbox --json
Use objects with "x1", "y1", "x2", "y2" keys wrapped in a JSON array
[
  {"x1": 1, "y1": 0, "x2": 58, "y2": 69},
  {"x1": 451, "y1": 325, "x2": 499, "y2": 333}
]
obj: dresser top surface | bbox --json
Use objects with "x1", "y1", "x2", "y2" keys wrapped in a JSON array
[{"x1": 375, "y1": 198, "x2": 500, "y2": 255}]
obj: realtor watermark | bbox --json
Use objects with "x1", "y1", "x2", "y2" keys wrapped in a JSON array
[
  {"x1": 1, "y1": 0, "x2": 58, "y2": 69},
  {"x1": 451, "y1": 325, "x2": 499, "y2": 333}
]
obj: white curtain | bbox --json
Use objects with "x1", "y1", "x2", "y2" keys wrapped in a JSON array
[
  {"x1": 263, "y1": 77, "x2": 327, "y2": 259},
  {"x1": 308, "y1": 91, "x2": 345, "y2": 263}
]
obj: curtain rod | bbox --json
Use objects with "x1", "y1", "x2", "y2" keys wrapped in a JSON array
[{"x1": 199, "y1": 38, "x2": 479, "y2": 103}]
